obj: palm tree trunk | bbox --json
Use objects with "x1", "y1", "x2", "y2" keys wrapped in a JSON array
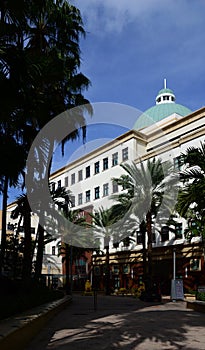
[
  {"x1": 22, "y1": 210, "x2": 32, "y2": 281},
  {"x1": 146, "y1": 211, "x2": 153, "y2": 283},
  {"x1": 12, "y1": 215, "x2": 23, "y2": 279},
  {"x1": 34, "y1": 224, "x2": 44, "y2": 281},
  {"x1": 0, "y1": 175, "x2": 9, "y2": 276},
  {"x1": 140, "y1": 220, "x2": 147, "y2": 279},
  {"x1": 105, "y1": 244, "x2": 110, "y2": 295},
  {"x1": 65, "y1": 243, "x2": 70, "y2": 294}
]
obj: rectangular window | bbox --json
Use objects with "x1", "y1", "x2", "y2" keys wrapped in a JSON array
[
  {"x1": 173, "y1": 156, "x2": 184, "y2": 171},
  {"x1": 78, "y1": 193, "x2": 83, "y2": 205},
  {"x1": 94, "y1": 186, "x2": 100, "y2": 199},
  {"x1": 86, "y1": 190, "x2": 90, "y2": 202},
  {"x1": 51, "y1": 182, "x2": 55, "y2": 192},
  {"x1": 78, "y1": 170, "x2": 83, "y2": 182},
  {"x1": 71, "y1": 195, "x2": 75, "y2": 207},
  {"x1": 71, "y1": 173, "x2": 75, "y2": 185},
  {"x1": 103, "y1": 157, "x2": 108, "y2": 170},
  {"x1": 136, "y1": 231, "x2": 143, "y2": 245},
  {"x1": 175, "y1": 223, "x2": 182, "y2": 239},
  {"x1": 112, "y1": 180, "x2": 118, "y2": 193},
  {"x1": 57, "y1": 180, "x2": 61, "y2": 188},
  {"x1": 64, "y1": 176, "x2": 68, "y2": 187},
  {"x1": 52, "y1": 246, "x2": 56, "y2": 255},
  {"x1": 94, "y1": 161, "x2": 100, "y2": 174},
  {"x1": 103, "y1": 183, "x2": 109, "y2": 197},
  {"x1": 190, "y1": 259, "x2": 201, "y2": 271},
  {"x1": 122, "y1": 147, "x2": 128, "y2": 161},
  {"x1": 112, "y1": 152, "x2": 118, "y2": 166},
  {"x1": 86, "y1": 166, "x2": 90, "y2": 178},
  {"x1": 161, "y1": 226, "x2": 169, "y2": 242}
]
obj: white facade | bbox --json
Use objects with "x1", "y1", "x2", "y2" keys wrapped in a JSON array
[
  {"x1": 50, "y1": 105, "x2": 205, "y2": 253},
  {"x1": 5, "y1": 84, "x2": 205, "y2": 282}
]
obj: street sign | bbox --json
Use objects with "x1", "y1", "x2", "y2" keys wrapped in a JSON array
[{"x1": 171, "y1": 279, "x2": 184, "y2": 301}]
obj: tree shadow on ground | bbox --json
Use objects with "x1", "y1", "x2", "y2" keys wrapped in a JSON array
[{"x1": 26, "y1": 294, "x2": 205, "y2": 350}]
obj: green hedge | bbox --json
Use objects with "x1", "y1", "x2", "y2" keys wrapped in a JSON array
[
  {"x1": 0, "y1": 278, "x2": 65, "y2": 320},
  {"x1": 196, "y1": 292, "x2": 205, "y2": 301}
]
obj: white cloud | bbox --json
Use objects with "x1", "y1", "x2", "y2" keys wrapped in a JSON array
[
  {"x1": 71, "y1": 0, "x2": 169, "y2": 34},
  {"x1": 71, "y1": 0, "x2": 205, "y2": 36}
]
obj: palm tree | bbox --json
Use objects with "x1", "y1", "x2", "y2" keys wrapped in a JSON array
[
  {"x1": 0, "y1": 136, "x2": 26, "y2": 275},
  {"x1": 112, "y1": 158, "x2": 178, "y2": 289},
  {"x1": 0, "y1": 1, "x2": 92, "y2": 275},
  {"x1": 89, "y1": 207, "x2": 118, "y2": 295},
  {"x1": 11, "y1": 194, "x2": 33, "y2": 281},
  {"x1": 177, "y1": 141, "x2": 205, "y2": 246},
  {"x1": 177, "y1": 141, "x2": 205, "y2": 216}
]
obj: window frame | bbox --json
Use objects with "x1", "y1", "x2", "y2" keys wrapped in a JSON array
[
  {"x1": 122, "y1": 147, "x2": 128, "y2": 161},
  {"x1": 103, "y1": 157, "x2": 109, "y2": 170},
  {"x1": 94, "y1": 186, "x2": 100, "y2": 199}
]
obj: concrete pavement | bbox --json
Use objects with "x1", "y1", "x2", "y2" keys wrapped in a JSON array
[{"x1": 25, "y1": 294, "x2": 205, "y2": 350}]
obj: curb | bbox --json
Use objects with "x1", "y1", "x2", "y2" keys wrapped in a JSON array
[
  {"x1": 0, "y1": 295, "x2": 72, "y2": 350},
  {"x1": 186, "y1": 300, "x2": 205, "y2": 313}
]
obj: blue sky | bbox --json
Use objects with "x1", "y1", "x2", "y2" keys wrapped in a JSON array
[
  {"x1": 51, "y1": 0, "x2": 205, "y2": 171},
  {"x1": 72, "y1": 0, "x2": 205, "y2": 112},
  {"x1": 4, "y1": 0, "x2": 205, "y2": 205}
]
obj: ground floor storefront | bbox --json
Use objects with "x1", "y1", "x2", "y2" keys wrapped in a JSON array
[{"x1": 92, "y1": 243, "x2": 205, "y2": 295}]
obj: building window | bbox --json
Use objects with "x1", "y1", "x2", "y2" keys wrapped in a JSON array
[
  {"x1": 112, "y1": 152, "x2": 118, "y2": 166},
  {"x1": 57, "y1": 180, "x2": 61, "y2": 188},
  {"x1": 112, "y1": 180, "x2": 118, "y2": 193},
  {"x1": 71, "y1": 173, "x2": 75, "y2": 185},
  {"x1": 64, "y1": 176, "x2": 68, "y2": 187},
  {"x1": 78, "y1": 170, "x2": 83, "y2": 182},
  {"x1": 173, "y1": 155, "x2": 184, "y2": 171},
  {"x1": 175, "y1": 223, "x2": 182, "y2": 239},
  {"x1": 190, "y1": 259, "x2": 201, "y2": 271},
  {"x1": 52, "y1": 246, "x2": 56, "y2": 255},
  {"x1": 103, "y1": 183, "x2": 109, "y2": 197},
  {"x1": 71, "y1": 195, "x2": 75, "y2": 207},
  {"x1": 85, "y1": 190, "x2": 90, "y2": 202},
  {"x1": 122, "y1": 147, "x2": 128, "y2": 161},
  {"x1": 161, "y1": 226, "x2": 169, "y2": 242},
  {"x1": 94, "y1": 161, "x2": 100, "y2": 174},
  {"x1": 51, "y1": 182, "x2": 55, "y2": 192},
  {"x1": 94, "y1": 186, "x2": 100, "y2": 199},
  {"x1": 103, "y1": 157, "x2": 108, "y2": 170},
  {"x1": 78, "y1": 193, "x2": 83, "y2": 205},
  {"x1": 86, "y1": 166, "x2": 90, "y2": 178},
  {"x1": 75, "y1": 259, "x2": 86, "y2": 274},
  {"x1": 136, "y1": 231, "x2": 143, "y2": 244}
]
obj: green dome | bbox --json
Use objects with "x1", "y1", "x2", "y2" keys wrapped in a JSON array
[
  {"x1": 157, "y1": 88, "x2": 174, "y2": 96},
  {"x1": 133, "y1": 103, "x2": 192, "y2": 130}
]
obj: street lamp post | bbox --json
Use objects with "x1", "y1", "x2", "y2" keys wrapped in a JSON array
[{"x1": 171, "y1": 247, "x2": 176, "y2": 302}]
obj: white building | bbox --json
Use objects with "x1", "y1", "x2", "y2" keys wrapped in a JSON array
[
  {"x1": 49, "y1": 81, "x2": 205, "y2": 292},
  {"x1": 5, "y1": 81, "x2": 205, "y2": 292}
]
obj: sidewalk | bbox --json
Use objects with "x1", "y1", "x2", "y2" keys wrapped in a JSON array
[{"x1": 25, "y1": 294, "x2": 205, "y2": 350}]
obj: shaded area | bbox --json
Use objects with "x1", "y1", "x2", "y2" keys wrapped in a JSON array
[{"x1": 25, "y1": 294, "x2": 205, "y2": 350}]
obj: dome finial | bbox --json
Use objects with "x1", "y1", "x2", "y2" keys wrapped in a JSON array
[
  {"x1": 164, "y1": 78, "x2": 167, "y2": 89},
  {"x1": 156, "y1": 81, "x2": 175, "y2": 105}
]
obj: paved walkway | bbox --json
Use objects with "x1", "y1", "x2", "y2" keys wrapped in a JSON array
[{"x1": 25, "y1": 294, "x2": 205, "y2": 350}]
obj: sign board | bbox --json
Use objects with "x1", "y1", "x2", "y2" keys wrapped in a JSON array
[
  {"x1": 198, "y1": 286, "x2": 205, "y2": 293},
  {"x1": 171, "y1": 279, "x2": 184, "y2": 300}
]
